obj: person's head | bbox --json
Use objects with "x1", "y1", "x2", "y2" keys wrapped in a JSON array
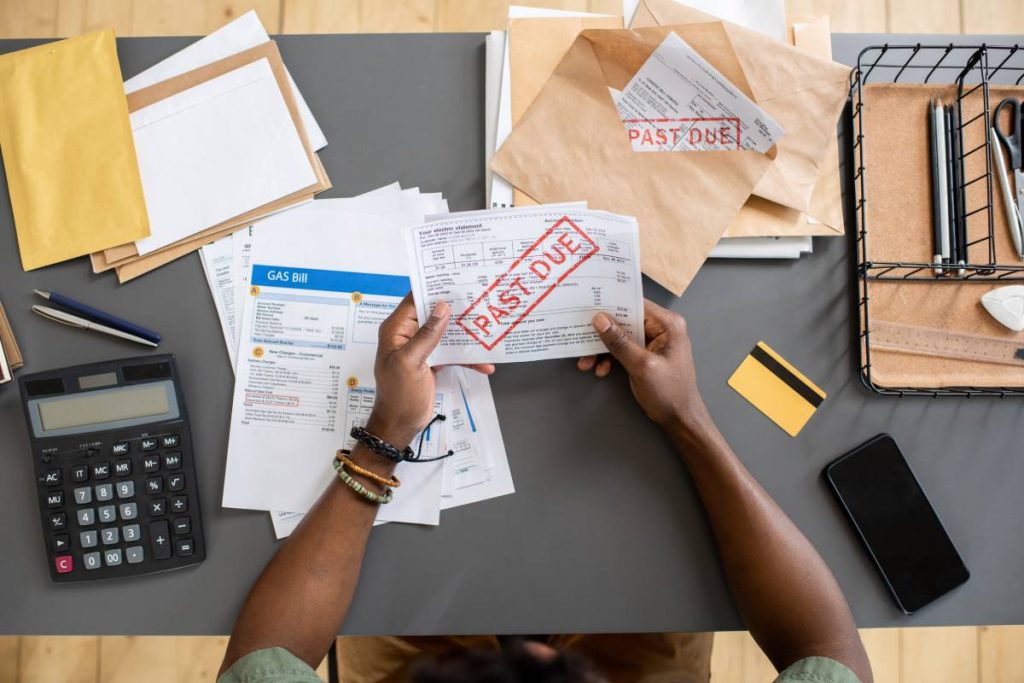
[{"x1": 413, "y1": 641, "x2": 606, "y2": 683}]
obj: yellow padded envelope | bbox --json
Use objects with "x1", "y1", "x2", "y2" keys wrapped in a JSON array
[
  {"x1": 728, "y1": 341, "x2": 826, "y2": 437},
  {"x1": 0, "y1": 30, "x2": 149, "y2": 270}
]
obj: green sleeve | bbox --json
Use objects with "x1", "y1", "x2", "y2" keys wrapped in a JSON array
[
  {"x1": 217, "y1": 647, "x2": 323, "y2": 683},
  {"x1": 774, "y1": 656, "x2": 862, "y2": 683}
]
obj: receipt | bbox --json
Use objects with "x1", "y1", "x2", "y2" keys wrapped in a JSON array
[
  {"x1": 615, "y1": 31, "x2": 784, "y2": 153},
  {"x1": 405, "y1": 207, "x2": 644, "y2": 365}
]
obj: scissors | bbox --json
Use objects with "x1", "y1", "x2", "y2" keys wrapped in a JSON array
[{"x1": 993, "y1": 97, "x2": 1024, "y2": 259}]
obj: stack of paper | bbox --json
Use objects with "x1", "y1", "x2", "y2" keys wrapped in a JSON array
[
  {"x1": 487, "y1": 1, "x2": 847, "y2": 282},
  {"x1": 0, "y1": 300, "x2": 22, "y2": 386},
  {"x1": 90, "y1": 12, "x2": 331, "y2": 283},
  {"x1": 205, "y1": 185, "x2": 514, "y2": 538}
]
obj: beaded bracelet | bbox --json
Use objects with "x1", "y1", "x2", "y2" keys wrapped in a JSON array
[
  {"x1": 351, "y1": 414, "x2": 455, "y2": 464},
  {"x1": 336, "y1": 449, "x2": 401, "y2": 488},
  {"x1": 332, "y1": 458, "x2": 393, "y2": 504}
]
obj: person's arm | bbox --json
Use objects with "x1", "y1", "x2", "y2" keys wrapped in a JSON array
[
  {"x1": 220, "y1": 296, "x2": 492, "y2": 674},
  {"x1": 579, "y1": 300, "x2": 872, "y2": 682}
]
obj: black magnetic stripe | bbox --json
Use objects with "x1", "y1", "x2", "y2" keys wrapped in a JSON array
[{"x1": 749, "y1": 345, "x2": 823, "y2": 408}]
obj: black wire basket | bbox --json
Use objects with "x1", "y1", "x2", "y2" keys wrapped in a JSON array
[{"x1": 850, "y1": 43, "x2": 1024, "y2": 396}]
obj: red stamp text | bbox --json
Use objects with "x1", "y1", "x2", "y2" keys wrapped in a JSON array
[
  {"x1": 457, "y1": 216, "x2": 599, "y2": 350},
  {"x1": 624, "y1": 117, "x2": 741, "y2": 150}
]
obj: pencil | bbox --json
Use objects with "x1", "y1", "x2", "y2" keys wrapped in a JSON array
[
  {"x1": 950, "y1": 103, "x2": 968, "y2": 270},
  {"x1": 929, "y1": 100, "x2": 943, "y2": 274},
  {"x1": 944, "y1": 104, "x2": 959, "y2": 273}
]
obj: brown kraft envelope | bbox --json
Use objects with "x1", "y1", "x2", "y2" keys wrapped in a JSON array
[
  {"x1": 508, "y1": 14, "x2": 623, "y2": 208},
  {"x1": 95, "y1": 41, "x2": 329, "y2": 271},
  {"x1": 724, "y1": 14, "x2": 844, "y2": 237},
  {"x1": 631, "y1": 0, "x2": 850, "y2": 215},
  {"x1": 491, "y1": 25, "x2": 774, "y2": 296}
]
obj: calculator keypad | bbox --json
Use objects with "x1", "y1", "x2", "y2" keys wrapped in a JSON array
[{"x1": 36, "y1": 430, "x2": 204, "y2": 582}]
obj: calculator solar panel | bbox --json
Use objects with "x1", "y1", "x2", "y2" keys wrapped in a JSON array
[{"x1": 19, "y1": 355, "x2": 206, "y2": 582}]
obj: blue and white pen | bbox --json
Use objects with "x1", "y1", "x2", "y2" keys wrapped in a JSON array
[{"x1": 33, "y1": 290, "x2": 162, "y2": 345}]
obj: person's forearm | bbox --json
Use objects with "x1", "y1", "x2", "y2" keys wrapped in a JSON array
[
  {"x1": 665, "y1": 409, "x2": 872, "y2": 682},
  {"x1": 219, "y1": 439, "x2": 398, "y2": 673}
]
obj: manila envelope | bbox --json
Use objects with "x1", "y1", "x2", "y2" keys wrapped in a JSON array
[
  {"x1": 95, "y1": 41, "x2": 329, "y2": 273},
  {"x1": 491, "y1": 25, "x2": 775, "y2": 296},
  {"x1": 631, "y1": 0, "x2": 850, "y2": 217},
  {"x1": 0, "y1": 30, "x2": 150, "y2": 271},
  {"x1": 508, "y1": 14, "x2": 623, "y2": 208},
  {"x1": 724, "y1": 14, "x2": 844, "y2": 237}
]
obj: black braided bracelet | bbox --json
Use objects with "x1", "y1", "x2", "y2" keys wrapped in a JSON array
[{"x1": 351, "y1": 414, "x2": 455, "y2": 464}]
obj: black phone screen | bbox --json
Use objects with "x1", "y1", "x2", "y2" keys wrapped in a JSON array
[{"x1": 826, "y1": 435, "x2": 969, "y2": 613}]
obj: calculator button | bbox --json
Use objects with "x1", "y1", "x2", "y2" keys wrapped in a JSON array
[
  {"x1": 53, "y1": 534, "x2": 70, "y2": 552},
  {"x1": 119, "y1": 503, "x2": 138, "y2": 521},
  {"x1": 175, "y1": 538, "x2": 195, "y2": 557},
  {"x1": 161, "y1": 434, "x2": 180, "y2": 448},
  {"x1": 167, "y1": 474, "x2": 185, "y2": 492},
  {"x1": 150, "y1": 520, "x2": 172, "y2": 560},
  {"x1": 103, "y1": 548, "x2": 122, "y2": 567},
  {"x1": 170, "y1": 496, "x2": 188, "y2": 514},
  {"x1": 80, "y1": 530, "x2": 98, "y2": 548},
  {"x1": 43, "y1": 470, "x2": 61, "y2": 486},
  {"x1": 98, "y1": 505, "x2": 116, "y2": 524},
  {"x1": 112, "y1": 441, "x2": 130, "y2": 456},
  {"x1": 49, "y1": 512, "x2": 67, "y2": 530},
  {"x1": 95, "y1": 483, "x2": 114, "y2": 502},
  {"x1": 54, "y1": 555, "x2": 74, "y2": 574},
  {"x1": 101, "y1": 527, "x2": 119, "y2": 545},
  {"x1": 123, "y1": 524, "x2": 141, "y2": 542},
  {"x1": 45, "y1": 491, "x2": 64, "y2": 508},
  {"x1": 145, "y1": 477, "x2": 163, "y2": 494},
  {"x1": 141, "y1": 438, "x2": 159, "y2": 451},
  {"x1": 115, "y1": 481, "x2": 135, "y2": 499},
  {"x1": 76, "y1": 509, "x2": 95, "y2": 527},
  {"x1": 173, "y1": 517, "x2": 191, "y2": 535},
  {"x1": 71, "y1": 465, "x2": 89, "y2": 483},
  {"x1": 92, "y1": 462, "x2": 110, "y2": 480},
  {"x1": 73, "y1": 487, "x2": 92, "y2": 505},
  {"x1": 83, "y1": 552, "x2": 101, "y2": 570},
  {"x1": 114, "y1": 459, "x2": 132, "y2": 477},
  {"x1": 142, "y1": 455, "x2": 160, "y2": 473},
  {"x1": 163, "y1": 452, "x2": 182, "y2": 470},
  {"x1": 126, "y1": 546, "x2": 145, "y2": 564},
  {"x1": 148, "y1": 498, "x2": 167, "y2": 516}
]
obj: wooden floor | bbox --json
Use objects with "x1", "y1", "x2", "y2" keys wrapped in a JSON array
[{"x1": 1, "y1": 0, "x2": 1023, "y2": 681}]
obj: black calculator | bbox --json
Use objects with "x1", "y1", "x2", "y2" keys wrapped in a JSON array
[{"x1": 19, "y1": 355, "x2": 206, "y2": 582}]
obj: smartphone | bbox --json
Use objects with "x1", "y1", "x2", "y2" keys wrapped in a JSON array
[{"x1": 825, "y1": 434, "x2": 969, "y2": 614}]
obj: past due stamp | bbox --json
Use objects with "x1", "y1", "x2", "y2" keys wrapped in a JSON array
[
  {"x1": 624, "y1": 116, "x2": 742, "y2": 151},
  {"x1": 457, "y1": 216, "x2": 599, "y2": 350}
]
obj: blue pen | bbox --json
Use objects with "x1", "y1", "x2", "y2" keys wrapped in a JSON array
[{"x1": 33, "y1": 290, "x2": 162, "y2": 345}]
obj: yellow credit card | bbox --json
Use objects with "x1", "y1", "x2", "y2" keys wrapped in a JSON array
[{"x1": 728, "y1": 341, "x2": 826, "y2": 437}]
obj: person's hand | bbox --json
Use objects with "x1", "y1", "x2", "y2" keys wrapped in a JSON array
[
  {"x1": 369, "y1": 294, "x2": 494, "y2": 449},
  {"x1": 577, "y1": 299, "x2": 710, "y2": 432}
]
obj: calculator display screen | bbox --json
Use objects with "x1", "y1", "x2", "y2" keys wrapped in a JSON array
[{"x1": 36, "y1": 384, "x2": 173, "y2": 432}]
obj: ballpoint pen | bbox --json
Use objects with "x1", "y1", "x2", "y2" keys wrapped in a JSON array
[
  {"x1": 33, "y1": 289, "x2": 162, "y2": 344},
  {"x1": 929, "y1": 100, "x2": 948, "y2": 275},
  {"x1": 31, "y1": 305, "x2": 159, "y2": 348}
]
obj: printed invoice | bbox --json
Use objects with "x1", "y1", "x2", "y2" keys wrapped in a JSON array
[{"x1": 405, "y1": 207, "x2": 644, "y2": 365}]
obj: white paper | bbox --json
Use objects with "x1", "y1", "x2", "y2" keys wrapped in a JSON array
[
  {"x1": 485, "y1": 31, "x2": 505, "y2": 210},
  {"x1": 131, "y1": 58, "x2": 318, "y2": 256},
  {"x1": 222, "y1": 204, "x2": 444, "y2": 523},
  {"x1": 709, "y1": 236, "x2": 813, "y2": 259},
  {"x1": 405, "y1": 207, "x2": 644, "y2": 365},
  {"x1": 124, "y1": 10, "x2": 327, "y2": 150},
  {"x1": 199, "y1": 235, "x2": 237, "y2": 365},
  {"x1": 615, "y1": 32, "x2": 784, "y2": 153},
  {"x1": 624, "y1": 0, "x2": 785, "y2": 41}
]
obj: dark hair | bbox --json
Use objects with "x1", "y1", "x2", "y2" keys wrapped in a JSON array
[{"x1": 412, "y1": 644, "x2": 601, "y2": 683}]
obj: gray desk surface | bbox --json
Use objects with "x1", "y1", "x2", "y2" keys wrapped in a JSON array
[{"x1": 1, "y1": 32, "x2": 1022, "y2": 636}]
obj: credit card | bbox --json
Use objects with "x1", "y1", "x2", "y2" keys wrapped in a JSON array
[{"x1": 728, "y1": 341, "x2": 826, "y2": 437}]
